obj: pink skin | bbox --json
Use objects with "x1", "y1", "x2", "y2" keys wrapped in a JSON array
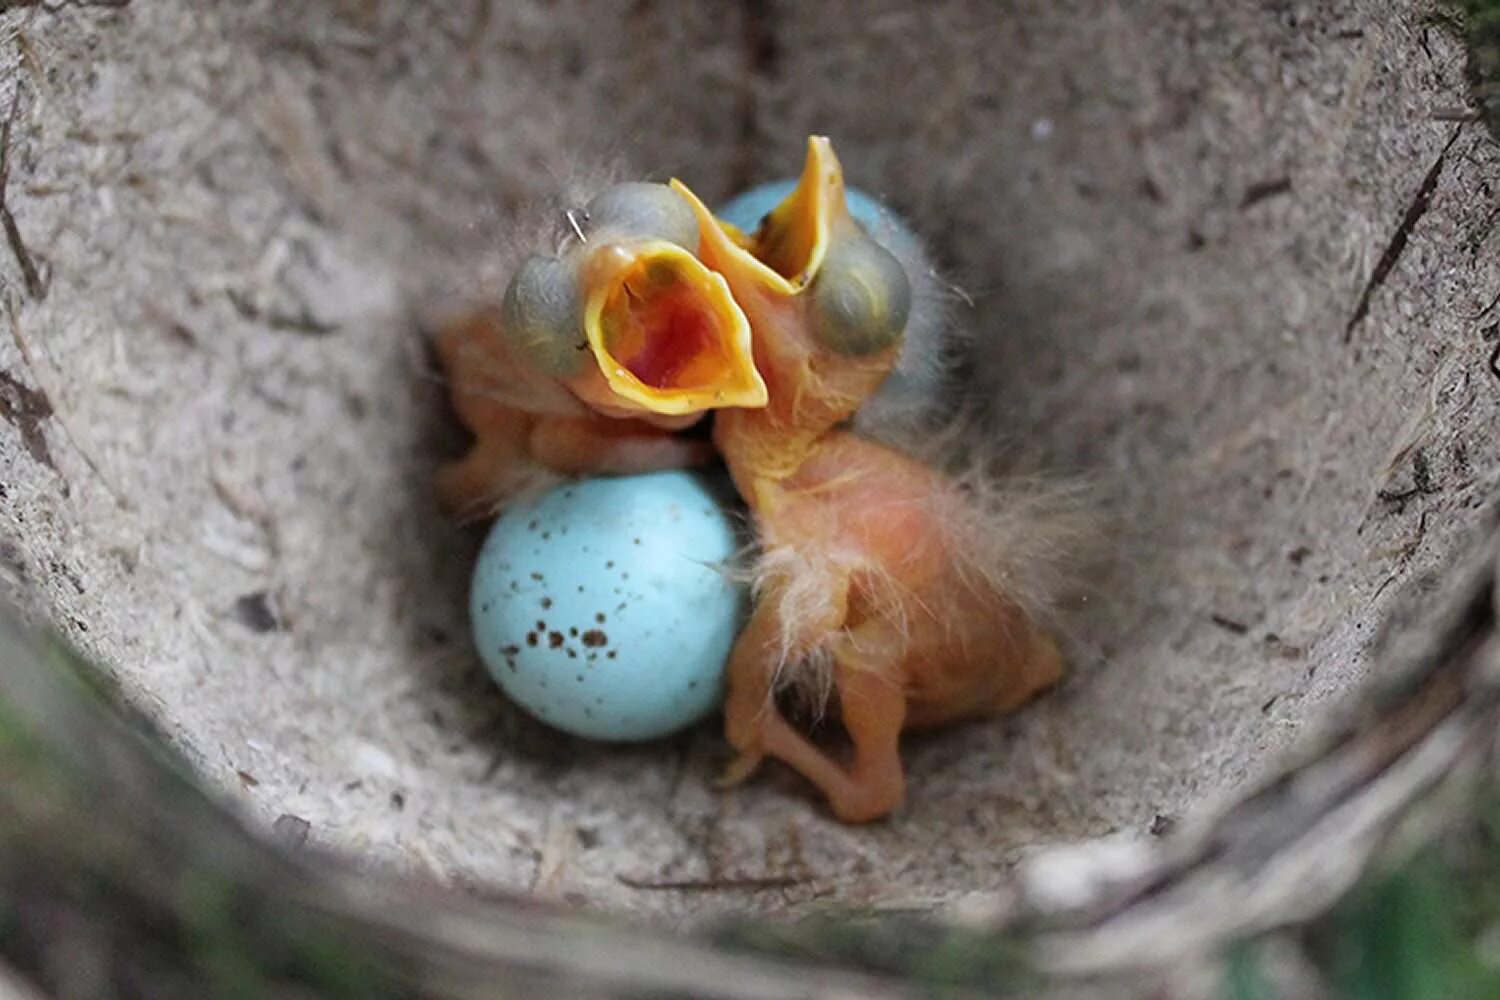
[
  {"x1": 433, "y1": 309, "x2": 713, "y2": 520},
  {"x1": 672, "y1": 142, "x2": 1064, "y2": 823},
  {"x1": 435, "y1": 228, "x2": 764, "y2": 519}
]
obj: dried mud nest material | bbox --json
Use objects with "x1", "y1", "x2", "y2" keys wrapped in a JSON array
[{"x1": 1, "y1": 1, "x2": 1498, "y2": 997}]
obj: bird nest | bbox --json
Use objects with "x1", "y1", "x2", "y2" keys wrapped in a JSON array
[{"x1": 1, "y1": 2, "x2": 1498, "y2": 996}]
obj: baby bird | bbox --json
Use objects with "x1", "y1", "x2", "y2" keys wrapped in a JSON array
[
  {"x1": 672, "y1": 139, "x2": 1066, "y2": 823},
  {"x1": 435, "y1": 182, "x2": 766, "y2": 518}
]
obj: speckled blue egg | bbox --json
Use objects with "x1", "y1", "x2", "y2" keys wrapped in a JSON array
[{"x1": 470, "y1": 470, "x2": 745, "y2": 742}]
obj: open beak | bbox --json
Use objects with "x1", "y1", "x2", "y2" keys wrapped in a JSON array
[
  {"x1": 672, "y1": 136, "x2": 852, "y2": 297},
  {"x1": 576, "y1": 240, "x2": 767, "y2": 416},
  {"x1": 751, "y1": 136, "x2": 853, "y2": 288},
  {"x1": 675, "y1": 137, "x2": 911, "y2": 368}
]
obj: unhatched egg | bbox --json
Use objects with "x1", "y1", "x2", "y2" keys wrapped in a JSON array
[{"x1": 470, "y1": 470, "x2": 746, "y2": 742}]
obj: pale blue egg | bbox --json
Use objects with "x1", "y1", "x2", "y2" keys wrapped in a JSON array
[{"x1": 470, "y1": 470, "x2": 746, "y2": 742}]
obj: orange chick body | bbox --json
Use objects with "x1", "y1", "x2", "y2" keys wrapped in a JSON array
[{"x1": 675, "y1": 139, "x2": 1065, "y2": 822}]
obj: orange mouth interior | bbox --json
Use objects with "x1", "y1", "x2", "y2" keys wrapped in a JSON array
[
  {"x1": 585, "y1": 242, "x2": 766, "y2": 414},
  {"x1": 606, "y1": 265, "x2": 731, "y2": 391}
]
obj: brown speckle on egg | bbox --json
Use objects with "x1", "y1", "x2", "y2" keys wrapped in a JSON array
[
  {"x1": 540, "y1": 597, "x2": 553, "y2": 610},
  {"x1": 526, "y1": 633, "x2": 538, "y2": 647},
  {"x1": 582, "y1": 629, "x2": 608, "y2": 648},
  {"x1": 548, "y1": 631, "x2": 564, "y2": 648},
  {"x1": 594, "y1": 612, "x2": 606, "y2": 624}
]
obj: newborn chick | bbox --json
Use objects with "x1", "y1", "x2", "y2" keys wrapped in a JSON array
[
  {"x1": 672, "y1": 138, "x2": 1066, "y2": 823},
  {"x1": 436, "y1": 183, "x2": 766, "y2": 518}
]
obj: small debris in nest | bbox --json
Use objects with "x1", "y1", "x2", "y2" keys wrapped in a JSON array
[
  {"x1": 1149, "y1": 813, "x2": 1177, "y2": 837},
  {"x1": 1240, "y1": 176, "x2": 1292, "y2": 209},
  {"x1": 1377, "y1": 449, "x2": 1440, "y2": 507},
  {"x1": 272, "y1": 813, "x2": 311, "y2": 847},
  {"x1": 1209, "y1": 614, "x2": 1250, "y2": 636},
  {"x1": 0, "y1": 368, "x2": 54, "y2": 471},
  {"x1": 1344, "y1": 125, "x2": 1462, "y2": 342},
  {"x1": 236, "y1": 769, "x2": 259, "y2": 788},
  {"x1": 232, "y1": 591, "x2": 282, "y2": 633}
]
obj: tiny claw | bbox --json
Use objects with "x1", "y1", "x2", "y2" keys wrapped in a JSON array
[{"x1": 716, "y1": 751, "x2": 765, "y2": 789}]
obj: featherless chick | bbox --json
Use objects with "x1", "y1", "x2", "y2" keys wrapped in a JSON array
[
  {"x1": 672, "y1": 138, "x2": 1075, "y2": 822},
  {"x1": 434, "y1": 181, "x2": 766, "y2": 518}
]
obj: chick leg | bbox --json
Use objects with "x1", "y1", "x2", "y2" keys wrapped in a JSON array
[
  {"x1": 718, "y1": 557, "x2": 908, "y2": 823},
  {"x1": 437, "y1": 396, "x2": 540, "y2": 519},
  {"x1": 721, "y1": 610, "x2": 910, "y2": 822},
  {"x1": 760, "y1": 619, "x2": 911, "y2": 823},
  {"x1": 823, "y1": 636, "x2": 908, "y2": 823},
  {"x1": 719, "y1": 566, "x2": 849, "y2": 786},
  {"x1": 719, "y1": 598, "x2": 792, "y2": 787}
]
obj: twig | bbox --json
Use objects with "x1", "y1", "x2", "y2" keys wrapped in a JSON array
[
  {"x1": 1344, "y1": 125, "x2": 1464, "y2": 342},
  {"x1": 1209, "y1": 614, "x2": 1250, "y2": 636},
  {"x1": 616, "y1": 873, "x2": 810, "y2": 893},
  {"x1": 1472, "y1": 286, "x2": 1500, "y2": 321},
  {"x1": 0, "y1": 87, "x2": 45, "y2": 299}
]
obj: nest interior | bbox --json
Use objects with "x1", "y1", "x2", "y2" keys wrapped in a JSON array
[{"x1": 1, "y1": 0, "x2": 1497, "y2": 926}]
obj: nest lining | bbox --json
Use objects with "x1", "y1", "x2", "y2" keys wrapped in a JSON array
[{"x1": 0, "y1": 0, "x2": 1497, "y2": 928}]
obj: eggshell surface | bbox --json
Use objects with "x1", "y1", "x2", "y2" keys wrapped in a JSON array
[{"x1": 470, "y1": 470, "x2": 745, "y2": 742}]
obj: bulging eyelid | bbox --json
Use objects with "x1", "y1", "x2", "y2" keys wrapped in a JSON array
[
  {"x1": 583, "y1": 182, "x2": 700, "y2": 251},
  {"x1": 808, "y1": 233, "x2": 912, "y2": 358},
  {"x1": 500, "y1": 254, "x2": 589, "y2": 379}
]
